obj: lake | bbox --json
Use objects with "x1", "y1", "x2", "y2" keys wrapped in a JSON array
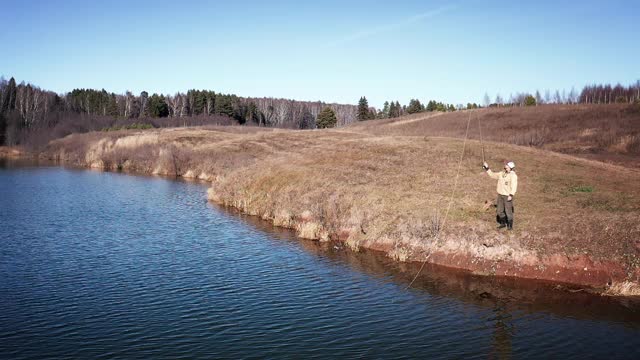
[{"x1": 1, "y1": 163, "x2": 639, "y2": 359}]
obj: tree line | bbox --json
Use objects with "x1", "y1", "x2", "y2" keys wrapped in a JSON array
[
  {"x1": 62, "y1": 87, "x2": 360, "y2": 127},
  {"x1": 0, "y1": 76, "x2": 359, "y2": 148},
  {"x1": 2, "y1": 76, "x2": 638, "y2": 148},
  {"x1": 482, "y1": 81, "x2": 640, "y2": 107},
  {"x1": 356, "y1": 97, "x2": 461, "y2": 121}
]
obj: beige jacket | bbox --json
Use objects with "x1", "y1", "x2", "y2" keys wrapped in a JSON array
[{"x1": 487, "y1": 170, "x2": 518, "y2": 196}]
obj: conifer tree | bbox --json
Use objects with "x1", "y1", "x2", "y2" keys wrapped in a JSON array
[
  {"x1": 357, "y1": 96, "x2": 370, "y2": 120},
  {"x1": 0, "y1": 77, "x2": 17, "y2": 113},
  {"x1": 388, "y1": 101, "x2": 397, "y2": 118},
  {"x1": 407, "y1": 99, "x2": 424, "y2": 114},
  {"x1": 148, "y1": 93, "x2": 169, "y2": 117},
  {"x1": 107, "y1": 94, "x2": 119, "y2": 117},
  {"x1": 215, "y1": 94, "x2": 234, "y2": 117},
  {"x1": 316, "y1": 107, "x2": 337, "y2": 128},
  {"x1": 382, "y1": 101, "x2": 390, "y2": 118}
]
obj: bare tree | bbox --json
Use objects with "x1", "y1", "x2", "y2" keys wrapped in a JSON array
[
  {"x1": 483, "y1": 92, "x2": 491, "y2": 107},
  {"x1": 535, "y1": 90, "x2": 542, "y2": 105},
  {"x1": 554, "y1": 90, "x2": 562, "y2": 104},
  {"x1": 567, "y1": 87, "x2": 577, "y2": 104},
  {"x1": 166, "y1": 94, "x2": 180, "y2": 117},
  {"x1": 544, "y1": 89, "x2": 551, "y2": 104}
]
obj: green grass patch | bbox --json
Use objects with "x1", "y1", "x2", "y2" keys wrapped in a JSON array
[
  {"x1": 102, "y1": 123, "x2": 154, "y2": 132},
  {"x1": 569, "y1": 185, "x2": 594, "y2": 193}
]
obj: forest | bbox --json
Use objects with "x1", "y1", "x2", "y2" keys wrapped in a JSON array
[
  {"x1": 0, "y1": 78, "x2": 361, "y2": 148},
  {"x1": 0, "y1": 76, "x2": 639, "y2": 149}
]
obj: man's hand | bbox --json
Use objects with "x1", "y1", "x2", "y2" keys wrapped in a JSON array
[
  {"x1": 482, "y1": 162, "x2": 489, "y2": 171},
  {"x1": 507, "y1": 195, "x2": 513, "y2": 201}
]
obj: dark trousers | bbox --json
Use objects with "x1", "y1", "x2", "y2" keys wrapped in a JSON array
[{"x1": 496, "y1": 195, "x2": 514, "y2": 221}]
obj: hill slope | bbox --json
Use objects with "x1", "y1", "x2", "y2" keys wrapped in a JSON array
[{"x1": 351, "y1": 104, "x2": 640, "y2": 168}]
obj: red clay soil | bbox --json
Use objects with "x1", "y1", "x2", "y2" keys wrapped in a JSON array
[{"x1": 317, "y1": 221, "x2": 631, "y2": 290}]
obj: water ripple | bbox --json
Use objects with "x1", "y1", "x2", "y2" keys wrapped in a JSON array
[{"x1": 2, "y1": 167, "x2": 640, "y2": 359}]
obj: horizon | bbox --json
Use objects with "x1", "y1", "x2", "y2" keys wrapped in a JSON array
[{"x1": 1, "y1": 0, "x2": 639, "y2": 108}]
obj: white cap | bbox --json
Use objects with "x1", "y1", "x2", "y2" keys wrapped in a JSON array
[{"x1": 506, "y1": 161, "x2": 515, "y2": 169}]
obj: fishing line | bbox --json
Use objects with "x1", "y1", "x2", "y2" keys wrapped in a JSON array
[{"x1": 405, "y1": 111, "x2": 472, "y2": 289}]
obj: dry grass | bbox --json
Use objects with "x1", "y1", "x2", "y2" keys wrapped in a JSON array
[
  {"x1": 38, "y1": 106, "x2": 640, "y2": 289},
  {"x1": 605, "y1": 281, "x2": 640, "y2": 296},
  {"x1": 351, "y1": 104, "x2": 640, "y2": 167}
]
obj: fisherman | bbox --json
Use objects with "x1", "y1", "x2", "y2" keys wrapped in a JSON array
[{"x1": 482, "y1": 160, "x2": 518, "y2": 230}]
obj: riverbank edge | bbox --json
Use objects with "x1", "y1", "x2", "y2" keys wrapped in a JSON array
[
  {"x1": 5, "y1": 146, "x2": 639, "y2": 297},
  {"x1": 205, "y1": 185, "x2": 639, "y2": 296},
  {"x1": 0, "y1": 146, "x2": 31, "y2": 159}
]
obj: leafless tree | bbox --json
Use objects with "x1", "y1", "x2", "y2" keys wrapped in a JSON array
[
  {"x1": 544, "y1": 89, "x2": 551, "y2": 104},
  {"x1": 483, "y1": 92, "x2": 491, "y2": 107},
  {"x1": 494, "y1": 94, "x2": 503, "y2": 106},
  {"x1": 535, "y1": 90, "x2": 542, "y2": 105},
  {"x1": 554, "y1": 90, "x2": 562, "y2": 104}
]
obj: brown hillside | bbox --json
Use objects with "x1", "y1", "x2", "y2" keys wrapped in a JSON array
[{"x1": 350, "y1": 104, "x2": 640, "y2": 168}]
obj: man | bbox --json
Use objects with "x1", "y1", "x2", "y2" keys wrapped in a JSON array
[{"x1": 483, "y1": 161, "x2": 518, "y2": 230}]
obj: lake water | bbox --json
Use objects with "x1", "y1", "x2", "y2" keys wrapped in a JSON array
[{"x1": 1, "y1": 163, "x2": 640, "y2": 359}]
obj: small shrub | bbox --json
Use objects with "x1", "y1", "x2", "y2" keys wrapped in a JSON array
[
  {"x1": 511, "y1": 127, "x2": 549, "y2": 147},
  {"x1": 593, "y1": 129, "x2": 618, "y2": 149},
  {"x1": 624, "y1": 101, "x2": 640, "y2": 114},
  {"x1": 627, "y1": 135, "x2": 640, "y2": 154}
]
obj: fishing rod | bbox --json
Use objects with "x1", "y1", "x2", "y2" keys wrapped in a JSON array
[{"x1": 478, "y1": 112, "x2": 485, "y2": 164}]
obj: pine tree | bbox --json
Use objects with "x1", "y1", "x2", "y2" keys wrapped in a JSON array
[
  {"x1": 388, "y1": 101, "x2": 397, "y2": 118},
  {"x1": 382, "y1": 101, "x2": 390, "y2": 118},
  {"x1": 316, "y1": 107, "x2": 337, "y2": 128},
  {"x1": 107, "y1": 94, "x2": 119, "y2": 117},
  {"x1": 524, "y1": 95, "x2": 536, "y2": 106},
  {"x1": 1, "y1": 77, "x2": 17, "y2": 113},
  {"x1": 148, "y1": 93, "x2": 169, "y2": 117},
  {"x1": 357, "y1": 96, "x2": 370, "y2": 121},
  {"x1": 407, "y1": 99, "x2": 423, "y2": 114},
  {"x1": 215, "y1": 94, "x2": 234, "y2": 117}
]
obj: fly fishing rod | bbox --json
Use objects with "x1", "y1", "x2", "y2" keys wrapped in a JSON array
[{"x1": 478, "y1": 112, "x2": 485, "y2": 164}]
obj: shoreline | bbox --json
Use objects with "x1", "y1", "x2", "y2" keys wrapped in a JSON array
[
  {"x1": 4, "y1": 149, "x2": 637, "y2": 296},
  {"x1": 3, "y1": 153, "x2": 626, "y2": 298},
  {"x1": 207, "y1": 189, "x2": 634, "y2": 295},
  {"x1": 5, "y1": 125, "x2": 640, "y2": 296}
]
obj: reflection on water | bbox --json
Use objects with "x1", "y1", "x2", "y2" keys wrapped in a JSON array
[
  {"x1": 2, "y1": 163, "x2": 640, "y2": 359},
  {"x1": 226, "y1": 204, "x2": 640, "y2": 327},
  {"x1": 491, "y1": 303, "x2": 514, "y2": 360}
]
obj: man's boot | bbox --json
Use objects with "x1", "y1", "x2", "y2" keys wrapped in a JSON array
[
  {"x1": 507, "y1": 219, "x2": 513, "y2": 230},
  {"x1": 497, "y1": 217, "x2": 507, "y2": 229}
]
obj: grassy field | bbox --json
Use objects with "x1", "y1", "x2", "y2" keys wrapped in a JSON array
[
  {"x1": 352, "y1": 104, "x2": 640, "y2": 167},
  {"x1": 36, "y1": 104, "x2": 640, "y2": 293}
]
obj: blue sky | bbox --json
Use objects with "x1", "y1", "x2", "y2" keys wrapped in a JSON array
[{"x1": 1, "y1": 0, "x2": 638, "y2": 107}]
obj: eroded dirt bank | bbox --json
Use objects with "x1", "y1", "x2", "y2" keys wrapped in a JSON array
[{"x1": 24, "y1": 125, "x2": 640, "y2": 295}]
